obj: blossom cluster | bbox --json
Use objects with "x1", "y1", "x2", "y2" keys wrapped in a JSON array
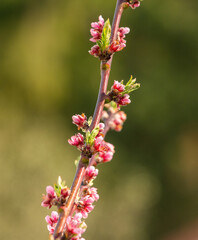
[
  {"x1": 42, "y1": 2, "x2": 142, "y2": 238},
  {"x1": 102, "y1": 106, "x2": 127, "y2": 132},
  {"x1": 42, "y1": 74, "x2": 139, "y2": 238},
  {"x1": 43, "y1": 166, "x2": 99, "y2": 239},
  {"x1": 75, "y1": 166, "x2": 99, "y2": 218},
  {"x1": 89, "y1": 15, "x2": 130, "y2": 60},
  {"x1": 107, "y1": 76, "x2": 140, "y2": 109},
  {"x1": 68, "y1": 116, "x2": 115, "y2": 163},
  {"x1": 41, "y1": 183, "x2": 70, "y2": 209},
  {"x1": 110, "y1": 80, "x2": 131, "y2": 107}
]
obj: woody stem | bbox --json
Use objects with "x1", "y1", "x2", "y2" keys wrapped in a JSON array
[{"x1": 53, "y1": 1, "x2": 125, "y2": 239}]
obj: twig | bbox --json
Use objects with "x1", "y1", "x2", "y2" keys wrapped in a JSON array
[{"x1": 53, "y1": 1, "x2": 125, "y2": 238}]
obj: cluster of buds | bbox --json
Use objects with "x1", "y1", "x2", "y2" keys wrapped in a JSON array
[
  {"x1": 46, "y1": 211, "x2": 86, "y2": 240},
  {"x1": 42, "y1": 2, "x2": 143, "y2": 238},
  {"x1": 42, "y1": 75, "x2": 139, "y2": 238},
  {"x1": 102, "y1": 106, "x2": 127, "y2": 132},
  {"x1": 45, "y1": 211, "x2": 59, "y2": 235},
  {"x1": 107, "y1": 76, "x2": 140, "y2": 108},
  {"x1": 75, "y1": 166, "x2": 99, "y2": 219},
  {"x1": 72, "y1": 113, "x2": 89, "y2": 131},
  {"x1": 65, "y1": 213, "x2": 87, "y2": 240},
  {"x1": 41, "y1": 178, "x2": 70, "y2": 209},
  {"x1": 68, "y1": 117, "x2": 115, "y2": 163},
  {"x1": 42, "y1": 175, "x2": 90, "y2": 239},
  {"x1": 44, "y1": 167, "x2": 99, "y2": 238},
  {"x1": 89, "y1": 16, "x2": 130, "y2": 61}
]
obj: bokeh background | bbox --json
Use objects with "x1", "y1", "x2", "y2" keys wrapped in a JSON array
[{"x1": 0, "y1": 0, "x2": 198, "y2": 239}]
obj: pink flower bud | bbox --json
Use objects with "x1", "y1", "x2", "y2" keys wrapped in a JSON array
[
  {"x1": 98, "y1": 15, "x2": 105, "y2": 26},
  {"x1": 87, "y1": 187, "x2": 99, "y2": 201},
  {"x1": 61, "y1": 187, "x2": 70, "y2": 199},
  {"x1": 109, "y1": 27, "x2": 130, "y2": 53},
  {"x1": 72, "y1": 113, "x2": 87, "y2": 129},
  {"x1": 108, "y1": 111, "x2": 127, "y2": 132},
  {"x1": 77, "y1": 196, "x2": 95, "y2": 219},
  {"x1": 41, "y1": 186, "x2": 56, "y2": 209},
  {"x1": 130, "y1": 1, "x2": 141, "y2": 9},
  {"x1": 66, "y1": 212, "x2": 87, "y2": 237},
  {"x1": 46, "y1": 186, "x2": 55, "y2": 197},
  {"x1": 68, "y1": 133, "x2": 84, "y2": 149},
  {"x1": 99, "y1": 151, "x2": 114, "y2": 162},
  {"x1": 112, "y1": 80, "x2": 125, "y2": 92},
  {"x1": 94, "y1": 136, "x2": 104, "y2": 152},
  {"x1": 119, "y1": 111, "x2": 127, "y2": 122},
  {"x1": 89, "y1": 45, "x2": 100, "y2": 58},
  {"x1": 89, "y1": 15, "x2": 104, "y2": 42},
  {"x1": 96, "y1": 122, "x2": 105, "y2": 137},
  {"x1": 84, "y1": 166, "x2": 98, "y2": 182},
  {"x1": 117, "y1": 94, "x2": 131, "y2": 106},
  {"x1": 119, "y1": 27, "x2": 130, "y2": 35},
  {"x1": 45, "y1": 211, "x2": 59, "y2": 235}
]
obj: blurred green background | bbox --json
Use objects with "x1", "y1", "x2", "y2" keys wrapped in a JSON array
[{"x1": 0, "y1": 0, "x2": 198, "y2": 239}]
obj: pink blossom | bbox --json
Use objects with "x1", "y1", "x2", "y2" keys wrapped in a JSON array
[
  {"x1": 119, "y1": 27, "x2": 130, "y2": 36},
  {"x1": 89, "y1": 44, "x2": 100, "y2": 58},
  {"x1": 84, "y1": 166, "x2": 98, "y2": 182},
  {"x1": 98, "y1": 122, "x2": 105, "y2": 131},
  {"x1": 66, "y1": 213, "x2": 87, "y2": 237},
  {"x1": 90, "y1": 15, "x2": 104, "y2": 42},
  {"x1": 106, "y1": 142, "x2": 115, "y2": 153},
  {"x1": 93, "y1": 137, "x2": 115, "y2": 163},
  {"x1": 96, "y1": 122, "x2": 105, "y2": 137},
  {"x1": 93, "y1": 136, "x2": 104, "y2": 152},
  {"x1": 112, "y1": 80, "x2": 125, "y2": 92},
  {"x1": 61, "y1": 187, "x2": 70, "y2": 199},
  {"x1": 99, "y1": 141, "x2": 115, "y2": 162},
  {"x1": 108, "y1": 111, "x2": 127, "y2": 132},
  {"x1": 68, "y1": 133, "x2": 84, "y2": 149},
  {"x1": 45, "y1": 211, "x2": 59, "y2": 235},
  {"x1": 119, "y1": 111, "x2": 127, "y2": 122},
  {"x1": 41, "y1": 186, "x2": 56, "y2": 209},
  {"x1": 109, "y1": 27, "x2": 130, "y2": 53},
  {"x1": 93, "y1": 136, "x2": 115, "y2": 162},
  {"x1": 130, "y1": 1, "x2": 141, "y2": 9},
  {"x1": 117, "y1": 94, "x2": 131, "y2": 106},
  {"x1": 87, "y1": 187, "x2": 99, "y2": 201},
  {"x1": 72, "y1": 113, "x2": 87, "y2": 129},
  {"x1": 108, "y1": 41, "x2": 120, "y2": 53},
  {"x1": 99, "y1": 150, "x2": 114, "y2": 162},
  {"x1": 77, "y1": 196, "x2": 95, "y2": 219}
]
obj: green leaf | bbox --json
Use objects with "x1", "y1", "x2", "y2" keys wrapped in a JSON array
[
  {"x1": 110, "y1": 101, "x2": 117, "y2": 109},
  {"x1": 88, "y1": 116, "x2": 93, "y2": 126},
  {"x1": 122, "y1": 75, "x2": 140, "y2": 95},
  {"x1": 97, "y1": 19, "x2": 111, "y2": 52},
  {"x1": 85, "y1": 130, "x2": 91, "y2": 144},
  {"x1": 90, "y1": 125, "x2": 100, "y2": 141},
  {"x1": 85, "y1": 125, "x2": 100, "y2": 146},
  {"x1": 54, "y1": 184, "x2": 61, "y2": 197}
]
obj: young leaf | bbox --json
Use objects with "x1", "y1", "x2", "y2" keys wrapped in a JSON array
[
  {"x1": 122, "y1": 76, "x2": 140, "y2": 94},
  {"x1": 97, "y1": 19, "x2": 111, "y2": 52}
]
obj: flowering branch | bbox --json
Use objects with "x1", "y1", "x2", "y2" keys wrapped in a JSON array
[{"x1": 41, "y1": 1, "x2": 142, "y2": 240}]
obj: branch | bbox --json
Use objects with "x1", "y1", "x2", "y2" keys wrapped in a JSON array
[{"x1": 53, "y1": 1, "x2": 125, "y2": 238}]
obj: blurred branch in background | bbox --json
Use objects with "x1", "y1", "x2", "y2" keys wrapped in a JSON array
[{"x1": 161, "y1": 220, "x2": 198, "y2": 240}]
